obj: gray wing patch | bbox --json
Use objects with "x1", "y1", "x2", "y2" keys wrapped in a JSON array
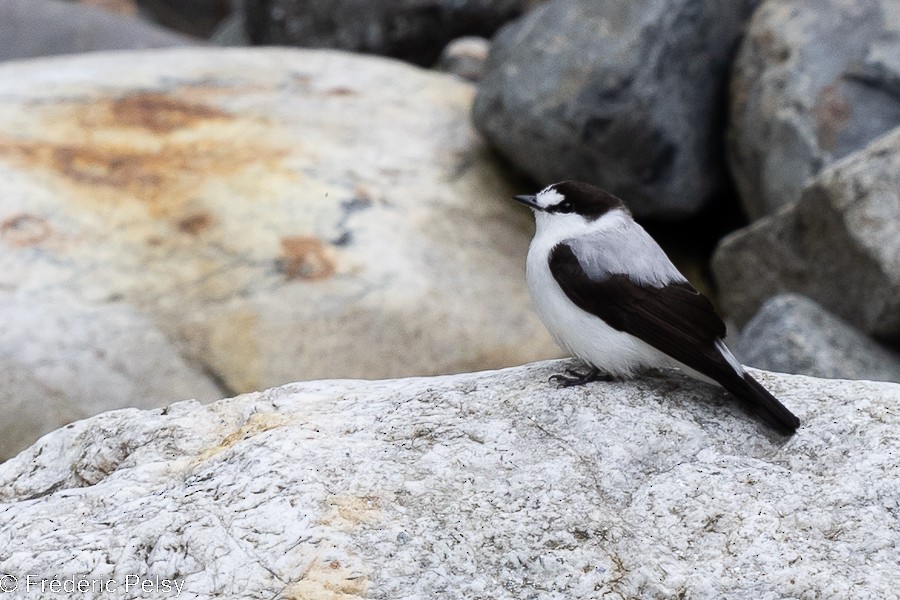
[{"x1": 565, "y1": 221, "x2": 685, "y2": 288}]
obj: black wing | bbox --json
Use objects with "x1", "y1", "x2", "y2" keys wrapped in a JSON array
[
  {"x1": 549, "y1": 243, "x2": 800, "y2": 434},
  {"x1": 548, "y1": 243, "x2": 725, "y2": 370}
]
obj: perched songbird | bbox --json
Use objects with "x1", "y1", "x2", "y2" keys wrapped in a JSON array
[{"x1": 513, "y1": 181, "x2": 800, "y2": 435}]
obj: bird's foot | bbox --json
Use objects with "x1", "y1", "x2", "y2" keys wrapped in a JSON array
[{"x1": 549, "y1": 366, "x2": 614, "y2": 388}]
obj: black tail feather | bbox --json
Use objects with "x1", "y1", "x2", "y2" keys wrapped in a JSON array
[{"x1": 720, "y1": 372, "x2": 800, "y2": 435}]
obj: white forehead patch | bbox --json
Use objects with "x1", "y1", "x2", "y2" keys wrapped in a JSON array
[{"x1": 535, "y1": 186, "x2": 564, "y2": 210}]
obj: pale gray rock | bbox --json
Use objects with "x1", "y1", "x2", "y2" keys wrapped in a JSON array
[
  {"x1": 0, "y1": 294, "x2": 223, "y2": 461},
  {"x1": 0, "y1": 48, "x2": 559, "y2": 394},
  {"x1": 729, "y1": 0, "x2": 900, "y2": 219},
  {"x1": 1, "y1": 360, "x2": 898, "y2": 598},
  {"x1": 244, "y1": 0, "x2": 534, "y2": 66},
  {"x1": 434, "y1": 36, "x2": 490, "y2": 82},
  {"x1": 713, "y1": 127, "x2": 900, "y2": 338},
  {"x1": 472, "y1": 0, "x2": 761, "y2": 220},
  {"x1": 0, "y1": 0, "x2": 193, "y2": 62},
  {"x1": 737, "y1": 294, "x2": 900, "y2": 382}
]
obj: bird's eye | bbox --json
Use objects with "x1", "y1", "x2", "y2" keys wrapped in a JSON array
[{"x1": 556, "y1": 201, "x2": 574, "y2": 213}]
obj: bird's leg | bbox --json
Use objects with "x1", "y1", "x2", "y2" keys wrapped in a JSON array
[{"x1": 549, "y1": 365, "x2": 614, "y2": 388}]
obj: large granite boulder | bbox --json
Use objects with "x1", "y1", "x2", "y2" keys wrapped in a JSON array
[
  {"x1": 472, "y1": 0, "x2": 761, "y2": 220},
  {"x1": 737, "y1": 294, "x2": 900, "y2": 382},
  {"x1": 244, "y1": 0, "x2": 536, "y2": 66},
  {"x1": 1, "y1": 360, "x2": 898, "y2": 597},
  {"x1": 713, "y1": 127, "x2": 900, "y2": 339},
  {"x1": 0, "y1": 294, "x2": 223, "y2": 461},
  {"x1": 0, "y1": 48, "x2": 559, "y2": 395},
  {"x1": 0, "y1": 0, "x2": 193, "y2": 63},
  {"x1": 728, "y1": 0, "x2": 900, "y2": 219}
]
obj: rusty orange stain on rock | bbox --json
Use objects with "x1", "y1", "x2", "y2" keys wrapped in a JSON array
[
  {"x1": 0, "y1": 90, "x2": 291, "y2": 220},
  {"x1": 324, "y1": 87, "x2": 356, "y2": 97},
  {"x1": 0, "y1": 213, "x2": 52, "y2": 247},
  {"x1": 100, "y1": 92, "x2": 231, "y2": 133},
  {"x1": 814, "y1": 82, "x2": 853, "y2": 151},
  {"x1": 0, "y1": 137, "x2": 276, "y2": 217},
  {"x1": 177, "y1": 212, "x2": 215, "y2": 235},
  {"x1": 278, "y1": 236, "x2": 335, "y2": 281}
]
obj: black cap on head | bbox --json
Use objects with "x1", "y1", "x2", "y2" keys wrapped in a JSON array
[{"x1": 547, "y1": 181, "x2": 627, "y2": 220}]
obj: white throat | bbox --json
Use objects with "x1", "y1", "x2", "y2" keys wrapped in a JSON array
[{"x1": 532, "y1": 207, "x2": 629, "y2": 249}]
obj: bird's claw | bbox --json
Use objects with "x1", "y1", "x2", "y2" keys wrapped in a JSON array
[{"x1": 549, "y1": 367, "x2": 614, "y2": 388}]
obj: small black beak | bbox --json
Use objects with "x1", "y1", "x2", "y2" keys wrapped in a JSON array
[{"x1": 513, "y1": 194, "x2": 543, "y2": 211}]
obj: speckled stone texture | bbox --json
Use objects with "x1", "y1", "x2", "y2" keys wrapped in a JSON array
[{"x1": 1, "y1": 360, "x2": 898, "y2": 598}]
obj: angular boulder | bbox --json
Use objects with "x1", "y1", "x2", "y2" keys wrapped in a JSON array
[
  {"x1": 729, "y1": 0, "x2": 900, "y2": 219},
  {"x1": 473, "y1": 0, "x2": 761, "y2": 219},
  {"x1": 1, "y1": 360, "x2": 898, "y2": 598},
  {"x1": 737, "y1": 294, "x2": 900, "y2": 382},
  {"x1": 713, "y1": 127, "x2": 900, "y2": 339},
  {"x1": 0, "y1": 48, "x2": 559, "y2": 394}
]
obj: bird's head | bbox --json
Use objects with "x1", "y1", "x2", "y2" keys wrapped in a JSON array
[{"x1": 513, "y1": 181, "x2": 627, "y2": 234}]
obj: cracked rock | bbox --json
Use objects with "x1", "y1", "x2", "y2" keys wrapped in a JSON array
[{"x1": 1, "y1": 360, "x2": 898, "y2": 598}]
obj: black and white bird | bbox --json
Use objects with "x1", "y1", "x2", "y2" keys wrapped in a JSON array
[{"x1": 513, "y1": 180, "x2": 800, "y2": 435}]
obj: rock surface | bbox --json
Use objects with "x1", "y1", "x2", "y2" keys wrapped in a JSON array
[
  {"x1": 434, "y1": 36, "x2": 490, "y2": 82},
  {"x1": 472, "y1": 0, "x2": 761, "y2": 220},
  {"x1": 0, "y1": 47, "x2": 559, "y2": 394},
  {"x1": 713, "y1": 127, "x2": 900, "y2": 339},
  {"x1": 737, "y1": 294, "x2": 900, "y2": 383},
  {"x1": 729, "y1": 0, "x2": 900, "y2": 219},
  {"x1": 1, "y1": 360, "x2": 898, "y2": 598},
  {"x1": 244, "y1": 0, "x2": 535, "y2": 66},
  {"x1": 75, "y1": 0, "x2": 138, "y2": 16},
  {"x1": 0, "y1": 294, "x2": 224, "y2": 461},
  {"x1": 0, "y1": 0, "x2": 194, "y2": 62},
  {"x1": 135, "y1": 0, "x2": 232, "y2": 38}
]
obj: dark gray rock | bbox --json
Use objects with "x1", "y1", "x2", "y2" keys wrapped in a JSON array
[
  {"x1": 0, "y1": 0, "x2": 194, "y2": 62},
  {"x1": 244, "y1": 0, "x2": 535, "y2": 66},
  {"x1": 136, "y1": 0, "x2": 232, "y2": 38},
  {"x1": 472, "y1": 0, "x2": 761, "y2": 220},
  {"x1": 713, "y1": 127, "x2": 900, "y2": 339},
  {"x1": 737, "y1": 294, "x2": 900, "y2": 382},
  {"x1": 209, "y1": 0, "x2": 251, "y2": 45},
  {"x1": 434, "y1": 36, "x2": 489, "y2": 82},
  {"x1": 729, "y1": 0, "x2": 900, "y2": 220}
]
